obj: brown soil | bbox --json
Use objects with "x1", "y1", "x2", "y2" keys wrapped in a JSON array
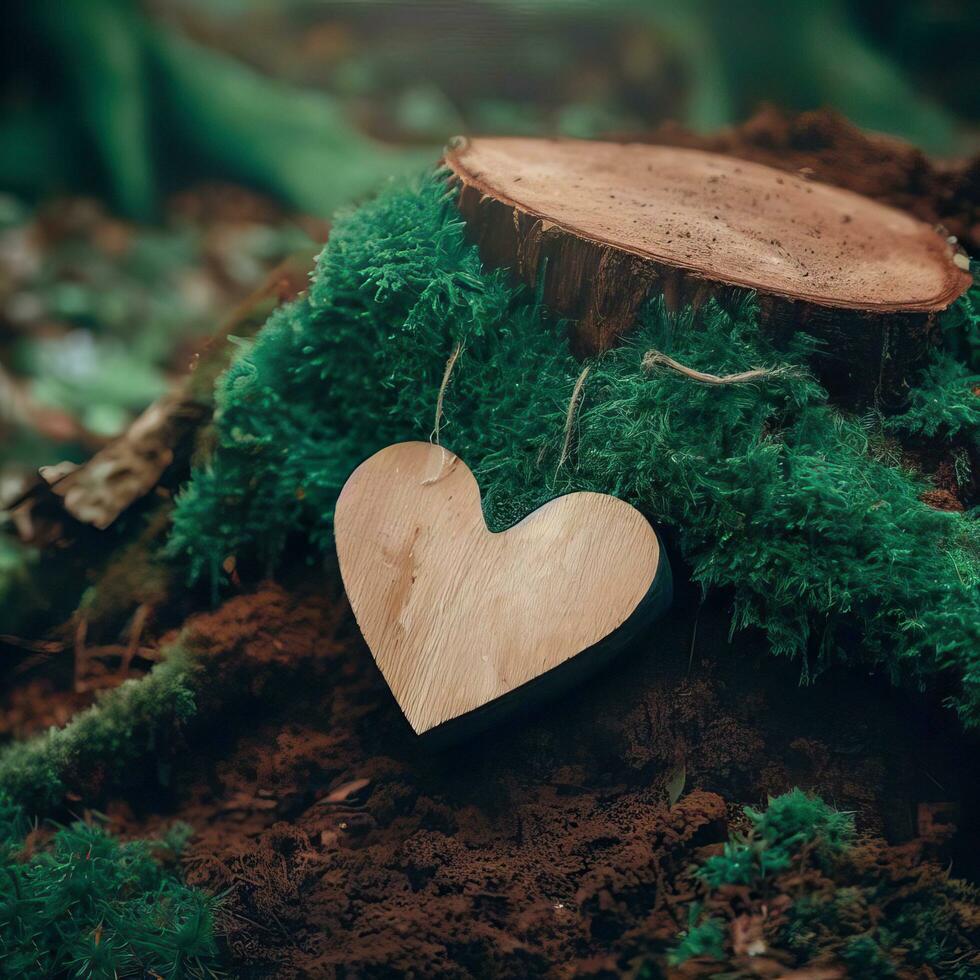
[{"x1": 92, "y1": 575, "x2": 979, "y2": 978}]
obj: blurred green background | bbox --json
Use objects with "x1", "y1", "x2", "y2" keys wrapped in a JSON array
[
  {"x1": 4, "y1": 0, "x2": 979, "y2": 219},
  {"x1": 1, "y1": 0, "x2": 977, "y2": 521}
]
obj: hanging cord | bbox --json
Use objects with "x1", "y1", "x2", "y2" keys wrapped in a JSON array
[
  {"x1": 556, "y1": 363, "x2": 592, "y2": 475},
  {"x1": 430, "y1": 341, "x2": 464, "y2": 445},
  {"x1": 641, "y1": 349, "x2": 792, "y2": 385}
]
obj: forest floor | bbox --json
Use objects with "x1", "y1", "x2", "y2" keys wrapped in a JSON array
[{"x1": 1, "y1": 109, "x2": 979, "y2": 977}]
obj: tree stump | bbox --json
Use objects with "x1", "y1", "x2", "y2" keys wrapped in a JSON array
[{"x1": 444, "y1": 137, "x2": 971, "y2": 403}]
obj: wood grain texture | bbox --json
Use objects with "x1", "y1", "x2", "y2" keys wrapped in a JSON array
[
  {"x1": 335, "y1": 442, "x2": 665, "y2": 737},
  {"x1": 443, "y1": 137, "x2": 972, "y2": 404}
]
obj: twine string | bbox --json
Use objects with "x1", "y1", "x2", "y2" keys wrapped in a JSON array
[
  {"x1": 428, "y1": 342, "x2": 784, "y2": 480},
  {"x1": 556, "y1": 363, "x2": 592, "y2": 475},
  {"x1": 641, "y1": 349, "x2": 790, "y2": 385},
  {"x1": 431, "y1": 341, "x2": 464, "y2": 445}
]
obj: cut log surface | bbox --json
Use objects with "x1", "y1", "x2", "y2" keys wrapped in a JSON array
[{"x1": 444, "y1": 137, "x2": 972, "y2": 402}]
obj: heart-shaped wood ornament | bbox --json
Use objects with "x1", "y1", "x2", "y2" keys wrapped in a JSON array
[{"x1": 335, "y1": 442, "x2": 671, "y2": 739}]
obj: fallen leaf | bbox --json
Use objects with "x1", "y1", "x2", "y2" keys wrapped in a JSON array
[{"x1": 666, "y1": 763, "x2": 686, "y2": 806}]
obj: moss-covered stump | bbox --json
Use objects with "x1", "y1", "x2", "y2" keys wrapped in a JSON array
[{"x1": 165, "y1": 171, "x2": 980, "y2": 726}]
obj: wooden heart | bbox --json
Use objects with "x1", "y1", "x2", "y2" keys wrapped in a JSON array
[{"x1": 335, "y1": 442, "x2": 670, "y2": 738}]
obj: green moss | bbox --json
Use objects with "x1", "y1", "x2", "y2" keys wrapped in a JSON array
[
  {"x1": 838, "y1": 934, "x2": 897, "y2": 979},
  {"x1": 671, "y1": 791, "x2": 980, "y2": 977},
  {"x1": 0, "y1": 646, "x2": 196, "y2": 814},
  {"x1": 168, "y1": 171, "x2": 980, "y2": 724},
  {"x1": 748, "y1": 786, "x2": 856, "y2": 857},
  {"x1": 669, "y1": 915, "x2": 725, "y2": 966},
  {"x1": 941, "y1": 283, "x2": 980, "y2": 373},
  {"x1": 697, "y1": 789, "x2": 854, "y2": 887},
  {"x1": 0, "y1": 796, "x2": 220, "y2": 979},
  {"x1": 888, "y1": 350, "x2": 980, "y2": 439}
]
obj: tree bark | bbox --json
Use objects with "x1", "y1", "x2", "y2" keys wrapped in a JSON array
[{"x1": 444, "y1": 137, "x2": 971, "y2": 404}]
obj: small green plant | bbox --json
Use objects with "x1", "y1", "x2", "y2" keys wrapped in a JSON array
[
  {"x1": 695, "y1": 789, "x2": 854, "y2": 889},
  {"x1": 669, "y1": 913, "x2": 725, "y2": 966},
  {"x1": 695, "y1": 789, "x2": 854, "y2": 891},
  {"x1": 669, "y1": 790, "x2": 980, "y2": 977},
  {"x1": 887, "y1": 350, "x2": 980, "y2": 439},
  {"x1": 941, "y1": 283, "x2": 980, "y2": 372},
  {"x1": 0, "y1": 645, "x2": 196, "y2": 814},
  {"x1": 0, "y1": 796, "x2": 220, "y2": 978}
]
